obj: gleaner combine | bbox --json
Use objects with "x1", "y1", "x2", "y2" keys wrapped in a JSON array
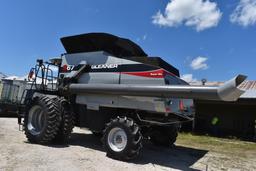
[{"x1": 17, "y1": 33, "x2": 246, "y2": 160}]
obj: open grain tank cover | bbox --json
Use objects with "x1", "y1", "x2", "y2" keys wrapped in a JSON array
[{"x1": 60, "y1": 33, "x2": 148, "y2": 58}]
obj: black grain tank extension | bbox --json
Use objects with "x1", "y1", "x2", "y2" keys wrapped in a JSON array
[{"x1": 61, "y1": 33, "x2": 180, "y2": 76}]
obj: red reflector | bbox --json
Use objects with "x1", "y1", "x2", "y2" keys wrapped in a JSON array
[
  {"x1": 166, "y1": 107, "x2": 171, "y2": 112},
  {"x1": 61, "y1": 65, "x2": 68, "y2": 72}
]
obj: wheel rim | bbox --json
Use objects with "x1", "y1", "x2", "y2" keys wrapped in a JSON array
[
  {"x1": 107, "y1": 127, "x2": 127, "y2": 152},
  {"x1": 27, "y1": 105, "x2": 46, "y2": 135}
]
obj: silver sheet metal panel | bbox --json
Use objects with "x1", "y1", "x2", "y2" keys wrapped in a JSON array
[
  {"x1": 0, "y1": 79, "x2": 27, "y2": 104},
  {"x1": 240, "y1": 90, "x2": 256, "y2": 98},
  {"x1": 239, "y1": 81, "x2": 256, "y2": 98}
]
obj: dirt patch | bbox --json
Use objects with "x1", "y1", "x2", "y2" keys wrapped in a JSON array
[{"x1": 0, "y1": 118, "x2": 255, "y2": 171}]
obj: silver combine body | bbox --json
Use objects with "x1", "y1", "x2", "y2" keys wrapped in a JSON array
[
  {"x1": 18, "y1": 33, "x2": 246, "y2": 161},
  {"x1": 60, "y1": 51, "x2": 194, "y2": 114}
]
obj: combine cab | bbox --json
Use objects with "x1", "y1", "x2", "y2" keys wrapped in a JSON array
[{"x1": 18, "y1": 33, "x2": 246, "y2": 160}]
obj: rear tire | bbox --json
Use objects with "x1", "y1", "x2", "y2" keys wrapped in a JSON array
[
  {"x1": 53, "y1": 97, "x2": 75, "y2": 143},
  {"x1": 150, "y1": 125, "x2": 179, "y2": 147},
  {"x1": 24, "y1": 96, "x2": 61, "y2": 144},
  {"x1": 102, "y1": 117, "x2": 142, "y2": 160}
]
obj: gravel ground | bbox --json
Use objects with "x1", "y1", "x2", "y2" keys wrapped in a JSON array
[{"x1": 0, "y1": 118, "x2": 255, "y2": 171}]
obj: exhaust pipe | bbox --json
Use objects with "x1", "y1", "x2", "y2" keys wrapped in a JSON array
[{"x1": 68, "y1": 75, "x2": 246, "y2": 101}]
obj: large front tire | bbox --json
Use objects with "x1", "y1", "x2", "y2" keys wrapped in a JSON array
[
  {"x1": 102, "y1": 117, "x2": 142, "y2": 160},
  {"x1": 24, "y1": 96, "x2": 61, "y2": 144}
]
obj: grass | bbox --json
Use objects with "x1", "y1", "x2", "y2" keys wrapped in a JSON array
[{"x1": 176, "y1": 132, "x2": 256, "y2": 157}]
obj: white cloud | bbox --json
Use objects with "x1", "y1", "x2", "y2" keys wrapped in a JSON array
[
  {"x1": 142, "y1": 34, "x2": 147, "y2": 40},
  {"x1": 136, "y1": 34, "x2": 147, "y2": 42},
  {"x1": 190, "y1": 56, "x2": 209, "y2": 70},
  {"x1": 181, "y1": 74, "x2": 197, "y2": 82},
  {"x1": 230, "y1": 0, "x2": 256, "y2": 27},
  {"x1": 152, "y1": 0, "x2": 222, "y2": 31}
]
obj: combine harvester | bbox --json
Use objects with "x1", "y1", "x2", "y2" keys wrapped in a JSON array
[{"x1": 17, "y1": 33, "x2": 246, "y2": 160}]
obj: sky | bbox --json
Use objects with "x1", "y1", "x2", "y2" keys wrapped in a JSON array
[{"x1": 0, "y1": 0, "x2": 255, "y2": 82}]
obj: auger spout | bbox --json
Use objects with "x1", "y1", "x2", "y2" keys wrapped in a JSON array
[{"x1": 68, "y1": 75, "x2": 246, "y2": 101}]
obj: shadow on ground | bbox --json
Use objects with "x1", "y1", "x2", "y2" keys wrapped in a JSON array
[{"x1": 47, "y1": 132, "x2": 208, "y2": 171}]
